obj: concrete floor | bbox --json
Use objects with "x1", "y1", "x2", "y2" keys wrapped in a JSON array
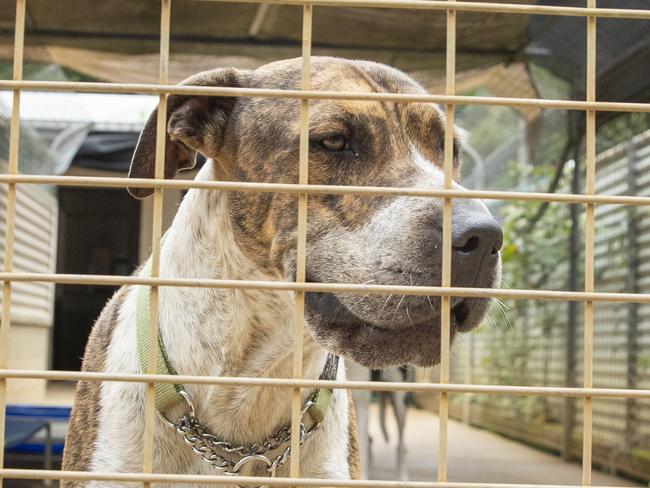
[{"x1": 367, "y1": 405, "x2": 643, "y2": 486}]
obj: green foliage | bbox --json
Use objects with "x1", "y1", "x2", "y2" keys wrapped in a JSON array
[
  {"x1": 458, "y1": 100, "x2": 520, "y2": 157},
  {"x1": 499, "y1": 172, "x2": 575, "y2": 292}
]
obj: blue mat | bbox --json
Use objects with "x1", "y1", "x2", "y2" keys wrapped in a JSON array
[
  {"x1": 5, "y1": 418, "x2": 49, "y2": 449},
  {"x1": 5, "y1": 405, "x2": 71, "y2": 455}
]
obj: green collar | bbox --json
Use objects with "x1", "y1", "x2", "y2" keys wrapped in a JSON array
[
  {"x1": 135, "y1": 257, "x2": 184, "y2": 411},
  {"x1": 135, "y1": 255, "x2": 337, "y2": 424}
]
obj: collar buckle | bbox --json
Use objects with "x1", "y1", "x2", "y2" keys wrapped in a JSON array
[{"x1": 156, "y1": 388, "x2": 195, "y2": 428}]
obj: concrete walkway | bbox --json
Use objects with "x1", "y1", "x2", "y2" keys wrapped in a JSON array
[{"x1": 367, "y1": 405, "x2": 642, "y2": 486}]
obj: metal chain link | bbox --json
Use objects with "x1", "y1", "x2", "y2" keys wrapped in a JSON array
[
  {"x1": 158, "y1": 356, "x2": 339, "y2": 487},
  {"x1": 167, "y1": 398, "x2": 322, "y2": 486}
]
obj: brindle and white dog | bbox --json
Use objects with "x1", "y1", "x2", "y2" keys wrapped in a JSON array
[{"x1": 62, "y1": 57, "x2": 502, "y2": 486}]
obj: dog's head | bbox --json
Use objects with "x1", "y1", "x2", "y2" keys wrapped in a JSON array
[{"x1": 129, "y1": 57, "x2": 502, "y2": 369}]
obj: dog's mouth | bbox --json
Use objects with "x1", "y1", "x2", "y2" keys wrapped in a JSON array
[
  {"x1": 451, "y1": 299, "x2": 471, "y2": 330},
  {"x1": 303, "y1": 281, "x2": 490, "y2": 368}
]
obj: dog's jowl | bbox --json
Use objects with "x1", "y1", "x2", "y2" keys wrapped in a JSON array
[{"x1": 62, "y1": 57, "x2": 502, "y2": 486}]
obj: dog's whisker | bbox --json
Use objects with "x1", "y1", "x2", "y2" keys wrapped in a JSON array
[
  {"x1": 333, "y1": 281, "x2": 376, "y2": 317},
  {"x1": 405, "y1": 306, "x2": 416, "y2": 329},
  {"x1": 388, "y1": 294, "x2": 406, "y2": 328},
  {"x1": 486, "y1": 309, "x2": 510, "y2": 339},
  {"x1": 376, "y1": 293, "x2": 393, "y2": 323},
  {"x1": 495, "y1": 320, "x2": 509, "y2": 339},
  {"x1": 426, "y1": 295, "x2": 436, "y2": 314},
  {"x1": 491, "y1": 298, "x2": 513, "y2": 330},
  {"x1": 485, "y1": 310, "x2": 498, "y2": 329},
  {"x1": 494, "y1": 298, "x2": 511, "y2": 312},
  {"x1": 499, "y1": 307, "x2": 513, "y2": 331},
  {"x1": 346, "y1": 293, "x2": 371, "y2": 314}
]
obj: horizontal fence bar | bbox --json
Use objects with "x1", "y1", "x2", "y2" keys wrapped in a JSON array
[
  {"x1": 4, "y1": 272, "x2": 650, "y2": 304},
  {"x1": 196, "y1": 0, "x2": 650, "y2": 20},
  {"x1": 0, "y1": 469, "x2": 638, "y2": 488},
  {"x1": 2, "y1": 369, "x2": 649, "y2": 399},
  {"x1": 6, "y1": 174, "x2": 650, "y2": 206},
  {"x1": 1, "y1": 81, "x2": 650, "y2": 113}
]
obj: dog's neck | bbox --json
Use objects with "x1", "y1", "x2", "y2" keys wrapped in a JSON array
[{"x1": 154, "y1": 163, "x2": 327, "y2": 443}]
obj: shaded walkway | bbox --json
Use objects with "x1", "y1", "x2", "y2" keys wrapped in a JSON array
[{"x1": 367, "y1": 405, "x2": 642, "y2": 486}]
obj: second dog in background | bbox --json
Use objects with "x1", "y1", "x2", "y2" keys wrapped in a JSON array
[{"x1": 348, "y1": 362, "x2": 413, "y2": 481}]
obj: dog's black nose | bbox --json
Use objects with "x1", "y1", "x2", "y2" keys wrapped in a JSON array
[{"x1": 452, "y1": 214, "x2": 503, "y2": 269}]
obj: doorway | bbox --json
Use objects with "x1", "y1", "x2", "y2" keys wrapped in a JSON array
[{"x1": 52, "y1": 188, "x2": 140, "y2": 371}]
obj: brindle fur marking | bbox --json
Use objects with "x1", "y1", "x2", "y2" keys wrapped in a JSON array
[
  {"x1": 347, "y1": 392, "x2": 361, "y2": 480},
  {"x1": 61, "y1": 288, "x2": 125, "y2": 485}
]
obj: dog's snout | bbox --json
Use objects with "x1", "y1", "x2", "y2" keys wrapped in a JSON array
[
  {"x1": 452, "y1": 216, "x2": 503, "y2": 258},
  {"x1": 449, "y1": 204, "x2": 503, "y2": 288}
]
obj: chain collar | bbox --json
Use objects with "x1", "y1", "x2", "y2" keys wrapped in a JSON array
[
  {"x1": 160, "y1": 393, "x2": 321, "y2": 484},
  {"x1": 156, "y1": 355, "x2": 339, "y2": 487}
]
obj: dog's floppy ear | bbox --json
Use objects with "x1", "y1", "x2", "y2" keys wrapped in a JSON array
[{"x1": 128, "y1": 68, "x2": 243, "y2": 199}]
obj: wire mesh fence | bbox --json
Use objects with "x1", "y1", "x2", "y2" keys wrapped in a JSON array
[
  {"x1": 440, "y1": 130, "x2": 650, "y2": 481},
  {"x1": 0, "y1": 1, "x2": 648, "y2": 487}
]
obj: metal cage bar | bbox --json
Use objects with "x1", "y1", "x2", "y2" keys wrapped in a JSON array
[
  {"x1": 581, "y1": 1, "x2": 597, "y2": 484},
  {"x1": 290, "y1": 3, "x2": 313, "y2": 479},
  {"x1": 2, "y1": 80, "x2": 650, "y2": 113},
  {"x1": 141, "y1": 0, "x2": 172, "y2": 482},
  {"x1": 7, "y1": 175, "x2": 650, "y2": 206},
  {"x1": 6, "y1": 273, "x2": 650, "y2": 303},
  {"x1": 0, "y1": 468, "x2": 646, "y2": 488},
  {"x1": 0, "y1": 1, "x2": 25, "y2": 486},
  {"x1": 437, "y1": 0, "x2": 456, "y2": 481},
  {"x1": 1, "y1": 369, "x2": 649, "y2": 399}
]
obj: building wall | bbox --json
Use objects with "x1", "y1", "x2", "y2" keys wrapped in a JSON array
[
  {"x1": 8, "y1": 324, "x2": 49, "y2": 403},
  {"x1": 0, "y1": 165, "x2": 58, "y2": 404}
]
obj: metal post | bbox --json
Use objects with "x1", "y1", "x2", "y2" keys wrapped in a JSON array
[
  {"x1": 563, "y1": 149, "x2": 580, "y2": 461},
  {"x1": 625, "y1": 140, "x2": 639, "y2": 452}
]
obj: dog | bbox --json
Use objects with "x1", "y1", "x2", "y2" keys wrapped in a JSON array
[
  {"x1": 376, "y1": 366, "x2": 412, "y2": 481},
  {"x1": 62, "y1": 57, "x2": 502, "y2": 487},
  {"x1": 347, "y1": 363, "x2": 412, "y2": 480}
]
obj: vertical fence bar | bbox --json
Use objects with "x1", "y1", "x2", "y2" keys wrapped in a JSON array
[
  {"x1": 564, "y1": 145, "x2": 581, "y2": 461},
  {"x1": 0, "y1": 1, "x2": 25, "y2": 485},
  {"x1": 290, "y1": 3, "x2": 312, "y2": 480},
  {"x1": 438, "y1": 0, "x2": 455, "y2": 482},
  {"x1": 142, "y1": 0, "x2": 171, "y2": 484},
  {"x1": 624, "y1": 140, "x2": 639, "y2": 453},
  {"x1": 582, "y1": 0, "x2": 596, "y2": 485}
]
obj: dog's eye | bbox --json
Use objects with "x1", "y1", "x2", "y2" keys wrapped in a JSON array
[
  {"x1": 320, "y1": 135, "x2": 349, "y2": 152},
  {"x1": 437, "y1": 138, "x2": 460, "y2": 159}
]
